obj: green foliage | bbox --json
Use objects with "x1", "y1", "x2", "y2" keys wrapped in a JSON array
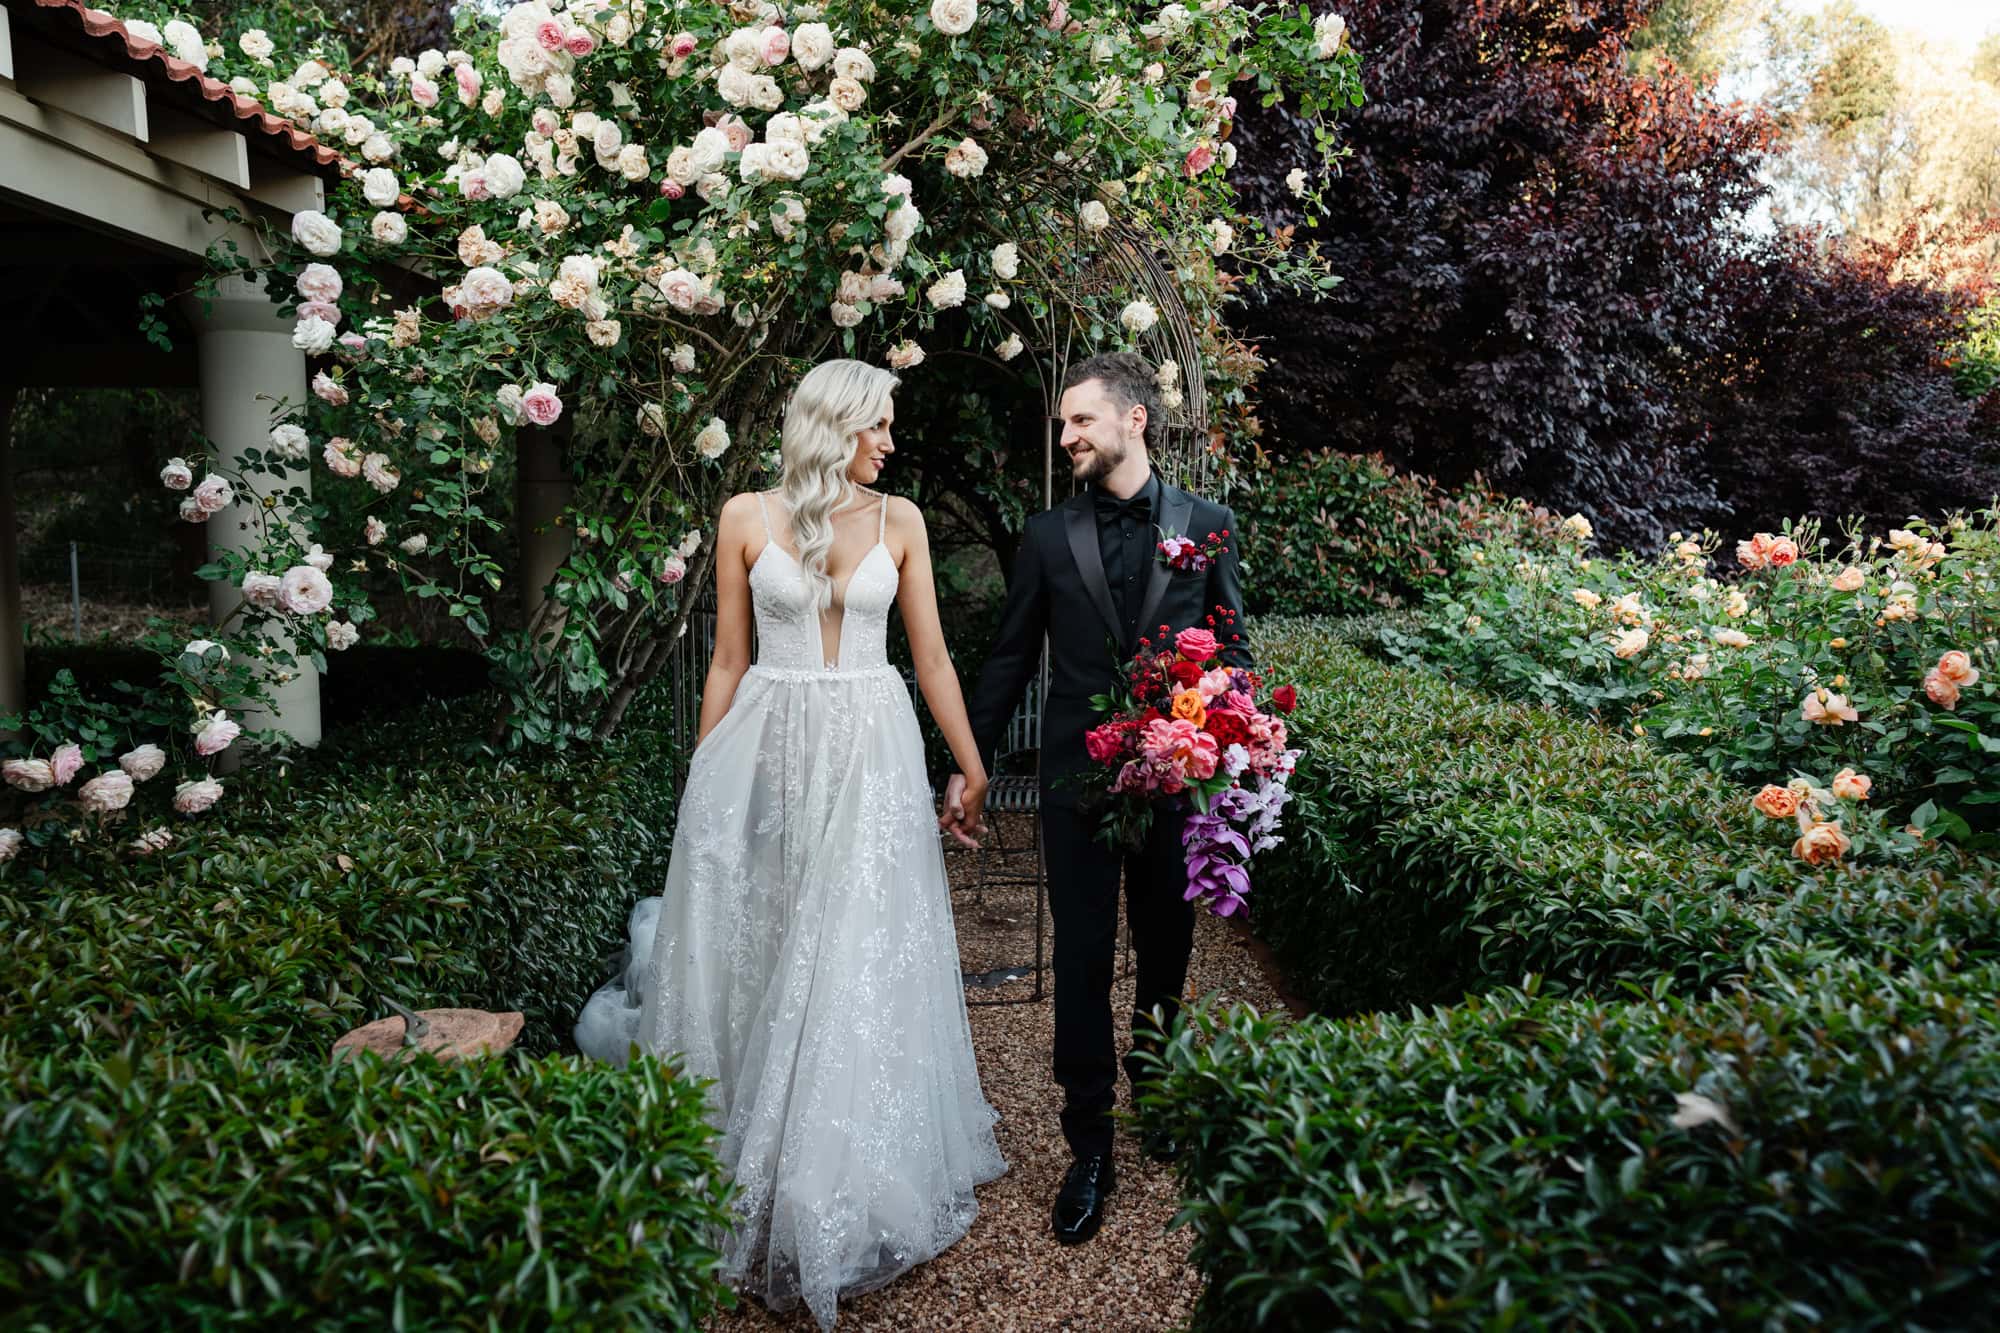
[
  {"x1": 2, "y1": 1040, "x2": 733, "y2": 1329},
  {"x1": 1246, "y1": 618, "x2": 1998, "y2": 1017},
  {"x1": 1952, "y1": 295, "x2": 2000, "y2": 400},
  {"x1": 1139, "y1": 960, "x2": 2000, "y2": 1330},
  {"x1": 1368, "y1": 515, "x2": 2000, "y2": 838},
  {"x1": 1233, "y1": 451, "x2": 1562, "y2": 617},
  {"x1": 0, "y1": 680, "x2": 732, "y2": 1326}
]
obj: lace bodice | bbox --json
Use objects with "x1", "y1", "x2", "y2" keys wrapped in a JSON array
[{"x1": 750, "y1": 491, "x2": 898, "y2": 672}]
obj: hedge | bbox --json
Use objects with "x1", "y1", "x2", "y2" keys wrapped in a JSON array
[
  {"x1": 1140, "y1": 960, "x2": 2000, "y2": 1331},
  {"x1": 1250, "y1": 618, "x2": 2000, "y2": 1016},
  {"x1": 2, "y1": 677, "x2": 733, "y2": 1327}
]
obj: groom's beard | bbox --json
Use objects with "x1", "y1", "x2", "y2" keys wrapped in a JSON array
[{"x1": 1069, "y1": 437, "x2": 1127, "y2": 486}]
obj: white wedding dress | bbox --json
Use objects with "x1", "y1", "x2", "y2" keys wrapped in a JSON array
[{"x1": 574, "y1": 490, "x2": 1006, "y2": 1330}]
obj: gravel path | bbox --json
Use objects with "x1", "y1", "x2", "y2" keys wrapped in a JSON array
[{"x1": 703, "y1": 814, "x2": 1291, "y2": 1333}]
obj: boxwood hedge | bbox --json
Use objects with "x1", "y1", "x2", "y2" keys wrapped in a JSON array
[
  {"x1": 1250, "y1": 618, "x2": 2000, "y2": 1016},
  {"x1": 2, "y1": 677, "x2": 733, "y2": 1328},
  {"x1": 1141, "y1": 960, "x2": 2000, "y2": 1331}
]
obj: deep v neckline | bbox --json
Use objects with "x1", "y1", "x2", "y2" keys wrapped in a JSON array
[{"x1": 755, "y1": 539, "x2": 891, "y2": 610}]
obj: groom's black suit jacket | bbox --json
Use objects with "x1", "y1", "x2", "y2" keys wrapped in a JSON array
[{"x1": 965, "y1": 477, "x2": 1254, "y2": 807}]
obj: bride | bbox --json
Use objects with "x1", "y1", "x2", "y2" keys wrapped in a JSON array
[{"x1": 574, "y1": 358, "x2": 1008, "y2": 1328}]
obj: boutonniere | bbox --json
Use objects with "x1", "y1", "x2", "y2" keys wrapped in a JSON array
[{"x1": 1156, "y1": 526, "x2": 1230, "y2": 572}]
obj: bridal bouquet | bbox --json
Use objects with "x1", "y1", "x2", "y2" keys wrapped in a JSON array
[{"x1": 1083, "y1": 616, "x2": 1302, "y2": 917}]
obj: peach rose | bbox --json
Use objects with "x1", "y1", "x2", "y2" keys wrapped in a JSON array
[
  {"x1": 1751, "y1": 785, "x2": 1800, "y2": 819},
  {"x1": 1801, "y1": 688, "x2": 1857, "y2": 725},
  {"x1": 1793, "y1": 821, "x2": 1851, "y2": 866},
  {"x1": 1767, "y1": 537, "x2": 1798, "y2": 566},
  {"x1": 1832, "y1": 566, "x2": 1865, "y2": 593},
  {"x1": 1831, "y1": 768, "x2": 1872, "y2": 802},
  {"x1": 1936, "y1": 650, "x2": 1980, "y2": 687},
  {"x1": 1169, "y1": 689, "x2": 1207, "y2": 728},
  {"x1": 1924, "y1": 669, "x2": 1960, "y2": 709}
]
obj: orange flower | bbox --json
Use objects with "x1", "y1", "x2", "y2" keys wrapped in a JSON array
[
  {"x1": 1752, "y1": 785, "x2": 1800, "y2": 819},
  {"x1": 1169, "y1": 688, "x2": 1207, "y2": 728},
  {"x1": 1831, "y1": 768, "x2": 1872, "y2": 802},
  {"x1": 1793, "y1": 821, "x2": 1851, "y2": 866}
]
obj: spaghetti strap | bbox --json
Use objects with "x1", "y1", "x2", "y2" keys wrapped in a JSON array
[
  {"x1": 753, "y1": 491, "x2": 774, "y2": 543},
  {"x1": 876, "y1": 492, "x2": 888, "y2": 543}
]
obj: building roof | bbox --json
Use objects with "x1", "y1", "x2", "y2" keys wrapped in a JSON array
[{"x1": 26, "y1": 0, "x2": 345, "y2": 177}]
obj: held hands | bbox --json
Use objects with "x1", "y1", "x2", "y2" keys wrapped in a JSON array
[{"x1": 939, "y1": 773, "x2": 989, "y2": 849}]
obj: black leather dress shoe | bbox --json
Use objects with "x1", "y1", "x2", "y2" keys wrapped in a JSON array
[
  {"x1": 1051, "y1": 1153, "x2": 1116, "y2": 1245},
  {"x1": 1141, "y1": 1129, "x2": 1181, "y2": 1164}
]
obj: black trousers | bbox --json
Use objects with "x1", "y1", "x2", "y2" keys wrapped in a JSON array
[{"x1": 1040, "y1": 798, "x2": 1197, "y2": 1159}]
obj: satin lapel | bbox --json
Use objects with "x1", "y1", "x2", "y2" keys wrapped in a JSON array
[
  {"x1": 1134, "y1": 483, "x2": 1194, "y2": 641},
  {"x1": 1062, "y1": 499, "x2": 1123, "y2": 644}
]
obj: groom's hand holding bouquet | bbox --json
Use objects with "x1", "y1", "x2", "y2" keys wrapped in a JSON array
[{"x1": 1082, "y1": 610, "x2": 1301, "y2": 917}]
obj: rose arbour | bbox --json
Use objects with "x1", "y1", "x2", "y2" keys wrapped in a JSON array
[{"x1": 91, "y1": 0, "x2": 1359, "y2": 753}]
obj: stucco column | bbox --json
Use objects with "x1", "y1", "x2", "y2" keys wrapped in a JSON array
[
  {"x1": 181, "y1": 272, "x2": 321, "y2": 749},
  {"x1": 516, "y1": 420, "x2": 573, "y2": 657}
]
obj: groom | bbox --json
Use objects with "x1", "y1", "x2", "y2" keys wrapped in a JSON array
[{"x1": 944, "y1": 351, "x2": 1253, "y2": 1245}]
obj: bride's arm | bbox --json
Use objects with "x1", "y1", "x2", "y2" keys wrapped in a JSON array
[
  {"x1": 890, "y1": 497, "x2": 988, "y2": 791},
  {"x1": 695, "y1": 494, "x2": 756, "y2": 747}
]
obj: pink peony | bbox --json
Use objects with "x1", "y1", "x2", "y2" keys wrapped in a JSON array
[
  {"x1": 2, "y1": 759, "x2": 54, "y2": 792},
  {"x1": 521, "y1": 382, "x2": 564, "y2": 426},
  {"x1": 77, "y1": 771, "x2": 134, "y2": 813},
  {"x1": 173, "y1": 777, "x2": 224, "y2": 814},
  {"x1": 194, "y1": 712, "x2": 241, "y2": 756},
  {"x1": 119, "y1": 744, "x2": 166, "y2": 781},
  {"x1": 50, "y1": 743, "x2": 82, "y2": 786},
  {"x1": 1176, "y1": 626, "x2": 1219, "y2": 662}
]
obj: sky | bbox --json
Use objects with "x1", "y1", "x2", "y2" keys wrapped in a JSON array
[{"x1": 1792, "y1": 0, "x2": 1998, "y2": 50}]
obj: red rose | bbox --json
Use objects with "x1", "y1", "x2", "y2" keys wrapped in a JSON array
[
  {"x1": 1176, "y1": 627, "x2": 1220, "y2": 662},
  {"x1": 1168, "y1": 660, "x2": 1204, "y2": 687},
  {"x1": 1204, "y1": 710, "x2": 1250, "y2": 748},
  {"x1": 1271, "y1": 684, "x2": 1297, "y2": 714}
]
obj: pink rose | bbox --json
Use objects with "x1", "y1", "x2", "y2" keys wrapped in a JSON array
[
  {"x1": 455, "y1": 62, "x2": 481, "y2": 99},
  {"x1": 760, "y1": 26, "x2": 790, "y2": 64},
  {"x1": 173, "y1": 777, "x2": 224, "y2": 814},
  {"x1": 1801, "y1": 688, "x2": 1858, "y2": 725},
  {"x1": 298, "y1": 299, "x2": 341, "y2": 326},
  {"x1": 660, "y1": 179, "x2": 685, "y2": 199},
  {"x1": 717, "y1": 114, "x2": 754, "y2": 151},
  {"x1": 119, "y1": 744, "x2": 166, "y2": 781},
  {"x1": 1183, "y1": 144, "x2": 1215, "y2": 177},
  {"x1": 3, "y1": 759, "x2": 54, "y2": 792},
  {"x1": 323, "y1": 437, "x2": 361, "y2": 477},
  {"x1": 77, "y1": 771, "x2": 134, "y2": 813},
  {"x1": 312, "y1": 371, "x2": 348, "y2": 405},
  {"x1": 194, "y1": 713, "x2": 241, "y2": 757},
  {"x1": 1925, "y1": 669, "x2": 1961, "y2": 709},
  {"x1": 565, "y1": 28, "x2": 596, "y2": 56},
  {"x1": 671, "y1": 31, "x2": 698, "y2": 57},
  {"x1": 51, "y1": 743, "x2": 83, "y2": 786},
  {"x1": 410, "y1": 76, "x2": 439, "y2": 107},
  {"x1": 521, "y1": 382, "x2": 564, "y2": 426},
  {"x1": 1176, "y1": 626, "x2": 1220, "y2": 662},
  {"x1": 296, "y1": 263, "x2": 343, "y2": 303},
  {"x1": 1084, "y1": 724, "x2": 1125, "y2": 764},
  {"x1": 657, "y1": 554, "x2": 687, "y2": 584},
  {"x1": 536, "y1": 19, "x2": 566, "y2": 50}
]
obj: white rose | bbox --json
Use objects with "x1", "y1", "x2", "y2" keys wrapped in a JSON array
[
  {"x1": 830, "y1": 301, "x2": 864, "y2": 328},
  {"x1": 690, "y1": 127, "x2": 730, "y2": 175},
  {"x1": 884, "y1": 199, "x2": 923, "y2": 243},
  {"x1": 371, "y1": 211, "x2": 408, "y2": 245},
  {"x1": 124, "y1": 18, "x2": 163, "y2": 46},
  {"x1": 162, "y1": 20, "x2": 207, "y2": 69},
  {"x1": 291, "y1": 315, "x2": 336, "y2": 355},
  {"x1": 926, "y1": 269, "x2": 967, "y2": 309},
  {"x1": 279, "y1": 565, "x2": 334, "y2": 615},
  {"x1": 291, "y1": 210, "x2": 344, "y2": 256},
  {"x1": 361, "y1": 168, "x2": 400, "y2": 207},
  {"x1": 793, "y1": 22, "x2": 834, "y2": 69},
  {"x1": 1080, "y1": 200, "x2": 1110, "y2": 232},
  {"x1": 399, "y1": 533, "x2": 430, "y2": 555},
  {"x1": 1286, "y1": 167, "x2": 1308, "y2": 197},
  {"x1": 159, "y1": 459, "x2": 193, "y2": 490},
  {"x1": 945, "y1": 137, "x2": 988, "y2": 178},
  {"x1": 1208, "y1": 218, "x2": 1234, "y2": 255},
  {"x1": 239, "y1": 28, "x2": 275, "y2": 63},
  {"x1": 670, "y1": 343, "x2": 697, "y2": 373},
  {"x1": 326, "y1": 621, "x2": 360, "y2": 651},
  {"x1": 1119, "y1": 299, "x2": 1159, "y2": 334},
  {"x1": 886, "y1": 339, "x2": 926, "y2": 369},
  {"x1": 269, "y1": 424, "x2": 311, "y2": 461},
  {"x1": 992, "y1": 242, "x2": 1019, "y2": 279},
  {"x1": 930, "y1": 0, "x2": 978, "y2": 35},
  {"x1": 833, "y1": 47, "x2": 876, "y2": 81},
  {"x1": 765, "y1": 141, "x2": 809, "y2": 181},
  {"x1": 417, "y1": 49, "x2": 448, "y2": 79},
  {"x1": 828, "y1": 76, "x2": 866, "y2": 112},
  {"x1": 984, "y1": 291, "x2": 1011, "y2": 309},
  {"x1": 694, "y1": 417, "x2": 731, "y2": 460},
  {"x1": 241, "y1": 571, "x2": 285, "y2": 609},
  {"x1": 997, "y1": 332, "x2": 1024, "y2": 360},
  {"x1": 361, "y1": 134, "x2": 394, "y2": 164},
  {"x1": 483, "y1": 153, "x2": 527, "y2": 197},
  {"x1": 617, "y1": 144, "x2": 650, "y2": 181}
]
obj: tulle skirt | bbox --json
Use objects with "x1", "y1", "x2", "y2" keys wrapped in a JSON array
[{"x1": 575, "y1": 664, "x2": 1007, "y2": 1329}]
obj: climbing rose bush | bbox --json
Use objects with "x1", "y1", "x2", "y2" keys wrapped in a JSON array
[{"x1": 111, "y1": 0, "x2": 1361, "y2": 748}]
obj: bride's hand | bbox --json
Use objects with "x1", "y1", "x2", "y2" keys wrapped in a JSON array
[
  {"x1": 959, "y1": 776, "x2": 989, "y2": 844},
  {"x1": 939, "y1": 773, "x2": 987, "y2": 849}
]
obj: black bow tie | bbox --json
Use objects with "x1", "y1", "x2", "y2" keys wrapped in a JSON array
[{"x1": 1093, "y1": 491, "x2": 1151, "y2": 524}]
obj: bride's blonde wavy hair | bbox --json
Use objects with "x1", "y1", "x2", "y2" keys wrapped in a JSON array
[{"x1": 778, "y1": 358, "x2": 900, "y2": 612}]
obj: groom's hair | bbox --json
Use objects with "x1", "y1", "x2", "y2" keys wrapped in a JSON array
[{"x1": 1062, "y1": 352, "x2": 1160, "y2": 451}]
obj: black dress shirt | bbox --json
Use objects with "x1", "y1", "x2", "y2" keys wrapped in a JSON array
[{"x1": 1090, "y1": 471, "x2": 1161, "y2": 648}]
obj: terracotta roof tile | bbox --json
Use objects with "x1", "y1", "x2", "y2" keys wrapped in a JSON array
[{"x1": 28, "y1": 0, "x2": 346, "y2": 177}]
